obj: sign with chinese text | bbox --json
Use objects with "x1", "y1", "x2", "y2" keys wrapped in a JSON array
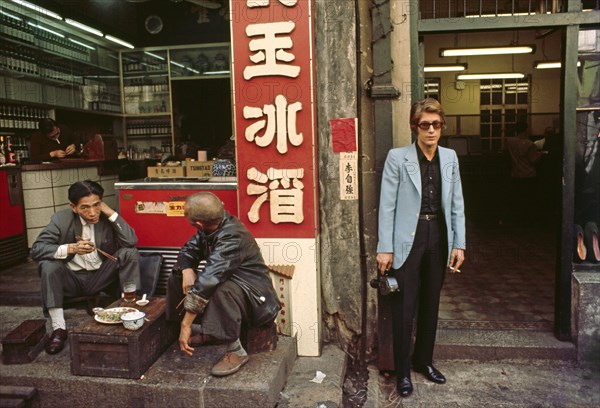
[
  {"x1": 230, "y1": 0, "x2": 317, "y2": 239},
  {"x1": 339, "y1": 152, "x2": 358, "y2": 200}
]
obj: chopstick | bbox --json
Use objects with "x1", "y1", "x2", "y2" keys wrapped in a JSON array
[
  {"x1": 176, "y1": 296, "x2": 186, "y2": 316},
  {"x1": 75, "y1": 235, "x2": 118, "y2": 262}
]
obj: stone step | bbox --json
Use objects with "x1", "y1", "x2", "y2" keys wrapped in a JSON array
[
  {"x1": 435, "y1": 328, "x2": 576, "y2": 362},
  {"x1": 0, "y1": 320, "x2": 297, "y2": 408}
]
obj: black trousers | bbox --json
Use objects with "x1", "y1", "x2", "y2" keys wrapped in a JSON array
[
  {"x1": 389, "y1": 218, "x2": 447, "y2": 377},
  {"x1": 166, "y1": 270, "x2": 250, "y2": 342}
]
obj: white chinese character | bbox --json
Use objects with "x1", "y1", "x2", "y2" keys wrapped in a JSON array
[
  {"x1": 244, "y1": 22, "x2": 300, "y2": 79},
  {"x1": 243, "y1": 94, "x2": 302, "y2": 154},
  {"x1": 247, "y1": 0, "x2": 298, "y2": 7},
  {"x1": 247, "y1": 167, "x2": 304, "y2": 224}
]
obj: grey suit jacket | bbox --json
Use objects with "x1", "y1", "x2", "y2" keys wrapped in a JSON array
[
  {"x1": 30, "y1": 209, "x2": 138, "y2": 263},
  {"x1": 377, "y1": 143, "x2": 466, "y2": 269}
]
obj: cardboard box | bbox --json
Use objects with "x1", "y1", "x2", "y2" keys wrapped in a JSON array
[
  {"x1": 147, "y1": 165, "x2": 185, "y2": 178},
  {"x1": 186, "y1": 160, "x2": 214, "y2": 178},
  {"x1": 70, "y1": 297, "x2": 177, "y2": 379}
]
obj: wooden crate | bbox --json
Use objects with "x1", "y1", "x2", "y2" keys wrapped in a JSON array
[
  {"x1": 1, "y1": 319, "x2": 48, "y2": 365},
  {"x1": 69, "y1": 297, "x2": 177, "y2": 379}
]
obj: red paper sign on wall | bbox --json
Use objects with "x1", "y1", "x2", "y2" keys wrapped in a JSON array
[{"x1": 230, "y1": 0, "x2": 318, "y2": 239}]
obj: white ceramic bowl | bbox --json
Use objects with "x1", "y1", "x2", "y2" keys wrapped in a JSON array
[{"x1": 120, "y1": 311, "x2": 146, "y2": 331}]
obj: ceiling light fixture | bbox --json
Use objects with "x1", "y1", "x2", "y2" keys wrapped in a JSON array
[
  {"x1": 68, "y1": 38, "x2": 95, "y2": 50},
  {"x1": 441, "y1": 46, "x2": 535, "y2": 57},
  {"x1": 424, "y1": 64, "x2": 468, "y2": 72},
  {"x1": 105, "y1": 35, "x2": 134, "y2": 49},
  {"x1": 65, "y1": 18, "x2": 103, "y2": 37},
  {"x1": 0, "y1": 9, "x2": 23, "y2": 21},
  {"x1": 27, "y1": 22, "x2": 64, "y2": 38},
  {"x1": 11, "y1": 0, "x2": 62, "y2": 20},
  {"x1": 144, "y1": 51, "x2": 165, "y2": 61},
  {"x1": 457, "y1": 73, "x2": 525, "y2": 80},
  {"x1": 534, "y1": 61, "x2": 581, "y2": 69}
]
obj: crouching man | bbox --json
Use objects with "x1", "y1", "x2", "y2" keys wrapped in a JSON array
[
  {"x1": 31, "y1": 180, "x2": 141, "y2": 354},
  {"x1": 166, "y1": 192, "x2": 281, "y2": 376}
]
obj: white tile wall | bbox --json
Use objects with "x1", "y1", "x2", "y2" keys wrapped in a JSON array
[
  {"x1": 21, "y1": 170, "x2": 53, "y2": 189},
  {"x1": 79, "y1": 166, "x2": 100, "y2": 181},
  {"x1": 52, "y1": 185, "x2": 70, "y2": 208},
  {"x1": 27, "y1": 227, "x2": 45, "y2": 248},
  {"x1": 25, "y1": 207, "x2": 55, "y2": 229},
  {"x1": 23, "y1": 189, "x2": 54, "y2": 209},
  {"x1": 51, "y1": 168, "x2": 80, "y2": 187}
]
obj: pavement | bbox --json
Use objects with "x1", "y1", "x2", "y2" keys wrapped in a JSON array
[{"x1": 1, "y1": 260, "x2": 599, "y2": 407}]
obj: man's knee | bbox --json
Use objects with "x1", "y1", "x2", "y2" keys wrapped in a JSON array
[
  {"x1": 38, "y1": 260, "x2": 63, "y2": 279},
  {"x1": 114, "y1": 247, "x2": 139, "y2": 263}
]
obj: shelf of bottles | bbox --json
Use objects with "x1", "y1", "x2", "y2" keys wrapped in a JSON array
[
  {"x1": 0, "y1": 133, "x2": 29, "y2": 165},
  {"x1": 0, "y1": 104, "x2": 49, "y2": 130},
  {"x1": 122, "y1": 50, "x2": 170, "y2": 115},
  {"x1": 0, "y1": 5, "x2": 121, "y2": 114},
  {"x1": 126, "y1": 118, "x2": 171, "y2": 139},
  {"x1": 169, "y1": 44, "x2": 230, "y2": 78}
]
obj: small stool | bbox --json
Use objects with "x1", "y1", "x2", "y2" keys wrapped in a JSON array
[{"x1": 1, "y1": 319, "x2": 48, "y2": 364}]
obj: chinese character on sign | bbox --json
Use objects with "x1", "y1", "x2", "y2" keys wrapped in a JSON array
[
  {"x1": 247, "y1": 0, "x2": 298, "y2": 7},
  {"x1": 247, "y1": 167, "x2": 304, "y2": 224},
  {"x1": 244, "y1": 21, "x2": 301, "y2": 80},
  {"x1": 243, "y1": 94, "x2": 303, "y2": 154}
]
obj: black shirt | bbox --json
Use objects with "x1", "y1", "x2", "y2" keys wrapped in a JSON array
[{"x1": 416, "y1": 144, "x2": 441, "y2": 214}]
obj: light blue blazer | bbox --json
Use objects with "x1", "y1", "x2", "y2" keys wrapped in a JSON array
[{"x1": 377, "y1": 143, "x2": 466, "y2": 269}]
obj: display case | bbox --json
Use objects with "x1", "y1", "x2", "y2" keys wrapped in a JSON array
[
  {"x1": 0, "y1": 4, "x2": 121, "y2": 114},
  {"x1": 169, "y1": 43, "x2": 230, "y2": 78}
]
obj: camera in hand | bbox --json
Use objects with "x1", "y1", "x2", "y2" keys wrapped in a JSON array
[{"x1": 370, "y1": 272, "x2": 399, "y2": 296}]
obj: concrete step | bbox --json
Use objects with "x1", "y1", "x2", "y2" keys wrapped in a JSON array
[
  {"x1": 435, "y1": 327, "x2": 576, "y2": 362},
  {"x1": 278, "y1": 344, "x2": 347, "y2": 408},
  {"x1": 0, "y1": 385, "x2": 37, "y2": 408},
  {"x1": 0, "y1": 306, "x2": 297, "y2": 408}
]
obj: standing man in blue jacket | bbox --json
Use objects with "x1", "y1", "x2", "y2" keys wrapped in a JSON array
[
  {"x1": 166, "y1": 192, "x2": 281, "y2": 377},
  {"x1": 377, "y1": 98, "x2": 466, "y2": 397}
]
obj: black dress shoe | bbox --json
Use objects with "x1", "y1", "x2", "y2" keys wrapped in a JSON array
[
  {"x1": 45, "y1": 328, "x2": 68, "y2": 355},
  {"x1": 396, "y1": 376, "x2": 413, "y2": 397},
  {"x1": 414, "y1": 364, "x2": 446, "y2": 384}
]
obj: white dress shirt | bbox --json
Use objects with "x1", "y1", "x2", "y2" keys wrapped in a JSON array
[{"x1": 54, "y1": 212, "x2": 119, "y2": 271}]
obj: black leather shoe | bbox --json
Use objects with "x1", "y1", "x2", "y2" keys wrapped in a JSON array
[
  {"x1": 45, "y1": 328, "x2": 68, "y2": 355},
  {"x1": 414, "y1": 364, "x2": 446, "y2": 384},
  {"x1": 396, "y1": 376, "x2": 413, "y2": 397}
]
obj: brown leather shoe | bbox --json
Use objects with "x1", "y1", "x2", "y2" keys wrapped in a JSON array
[
  {"x1": 210, "y1": 352, "x2": 249, "y2": 377},
  {"x1": 45, "y1": 328, "x2": 68, "y2": 355}
]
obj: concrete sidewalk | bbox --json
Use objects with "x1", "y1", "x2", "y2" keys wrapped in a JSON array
[{"x1": 363, "y1": 360, "x2": 599, "y2": 408}]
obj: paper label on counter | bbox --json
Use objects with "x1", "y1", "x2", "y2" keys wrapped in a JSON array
[
  {"x1": 135, "y1": 201, "x2": 167, "y2": 214},
  {"x1": 166, "y1": 201, "x2": 186, "y2": 217}
]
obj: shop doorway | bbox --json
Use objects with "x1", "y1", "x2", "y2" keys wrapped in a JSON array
[{"x1": 422, "y1": 29, "x2": 563, "y2": 331}]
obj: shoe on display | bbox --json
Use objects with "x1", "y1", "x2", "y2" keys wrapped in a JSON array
[{"x1": 584, "y1": 222, "x2": 600, "y2": 263}]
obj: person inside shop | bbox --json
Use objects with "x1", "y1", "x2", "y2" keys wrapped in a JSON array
[
  {"x1": 505, "y1": 121, "x2": 543, "y2": 222},
  {"x1": 30, "y1": 180, "x2": 141, "y2": 355},
  {"x1": 377, "y1": 98, "x2": 466, "y2": 398},
  {"x1": 30, "y1": 118, "x2": 79, "y2": 163},
  {"x1": 166, "y1": 192, "x2": 281, "y2": 377}
]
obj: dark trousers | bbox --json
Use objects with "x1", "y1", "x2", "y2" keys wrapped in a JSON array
[
  {"x1": 39, "y1": 247, "x2": 140, "y2": 309},
  {"x1": 389, "y1": 219, "x2": 447, "y2": 377},
  {"x1": 166, "y1": 271, "x2": 250, "y2": 342}
]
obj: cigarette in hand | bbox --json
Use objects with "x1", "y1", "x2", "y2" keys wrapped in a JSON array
[{"x1": 449, "y1": 266, "x2": 461, "y2": 273}]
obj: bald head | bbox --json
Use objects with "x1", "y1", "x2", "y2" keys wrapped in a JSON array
[{"x1": 184, "y1": 192, "x2": 225, "y2": 227}]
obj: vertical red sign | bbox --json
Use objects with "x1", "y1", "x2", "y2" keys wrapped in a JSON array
[{"x1": 230, "y1": 0, "x2": 317, "y2": 239}]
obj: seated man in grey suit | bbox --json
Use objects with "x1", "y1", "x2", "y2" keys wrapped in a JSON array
[{"x1": 31, "y1": 180, "x2": 140, "y2": 355}]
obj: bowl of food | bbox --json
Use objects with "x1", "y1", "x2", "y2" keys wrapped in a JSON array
[{"x1": 120, "y1": 311, "x2": 146, "y2": 331}]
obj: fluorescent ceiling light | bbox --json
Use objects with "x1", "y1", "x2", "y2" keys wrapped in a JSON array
[
  {"x1": 534, "y1": 61, "x2": 581, "y2": 69},
  {"x1": 424, "y1": 64, "x2": 467, "y2": 72},
  {"x1": 441, "y1": 46, "x2": 534, "y2": 57},
  {"x1": 0, "y1": 9, "x2": 23, "y2": 21},
  {"x1": 170, "y1": 61, "x2": 185, "y2": 68},
  {"x1": 105, "y1": 35, "x2": 134, "y2": 49},
  {"x1": 11, "y1": 0, "x2": 62, "y2": 19},
  {"x1": 186, "y1": 67, "x2": 200, "y2": 74},
  {"x1": 27, "y1": 22, "x2": 64, "y2": 38},
  {"x1": 457, "y1": 73, "x2": 525, "y2": 80},
  {"x1": 204, "y1": 70, "x2": 230, "y2": 75},
  {"x1": 144, "y1": 51, "x2": 165, "y2": 61},
  {"x1": 65, "y1": 18, "x2": 103, "y2": 36},
  {"x1": 69, "y1": 38, "x2": 95, "y2": 50}
]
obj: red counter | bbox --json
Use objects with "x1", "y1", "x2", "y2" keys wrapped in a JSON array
[{"x1": 116, "y1": 179, "x2": 238, "y2": 248}]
